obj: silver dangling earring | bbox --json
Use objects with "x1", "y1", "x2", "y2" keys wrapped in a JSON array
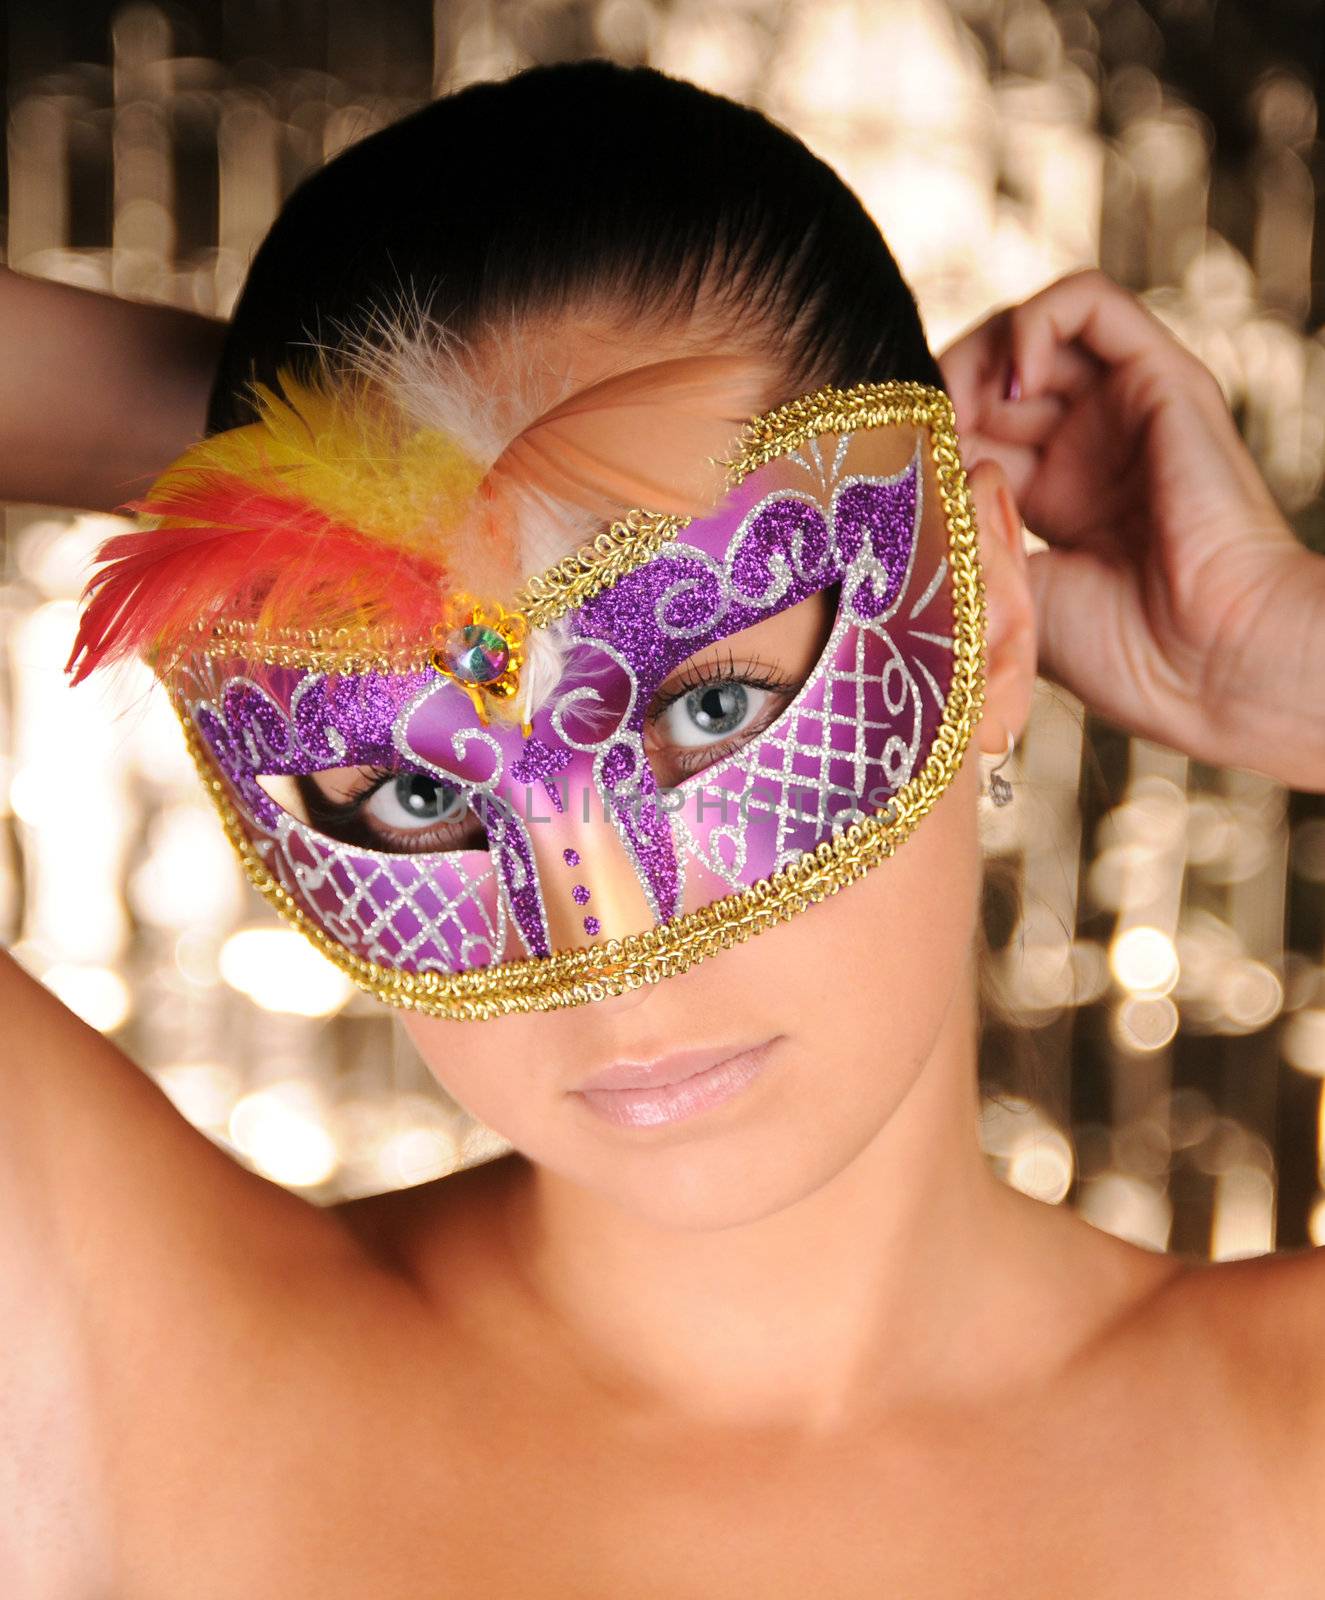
[{"x1": 981, "y1": 729, "x2": 1016, "y2": 807}]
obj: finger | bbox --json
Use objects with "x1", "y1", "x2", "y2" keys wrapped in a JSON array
[
  {"x1": 1007, "y1": 268, "x2": 1282, "y2": 512},
  {"x1": 938, "y1": 310, "x2": 1010, "y2": 431},
  {"x1": 976, "y1": 392, "x2": 1068, "y2": 447},
  {"x1": 1023, "y1": 543, "x2": 1125, "y2": 712},
  {"x1": 1008, "y1": 268, "x2": 1200, "y2": 399},
  {"x1": 1009, "y1": 269, "x2": 1161, "y2": 383},
  {"x1": 943, "y1": 311, "x2": 1100, "y2": 440},
  {"x1": 1012, "y1": 339, "x2": 1102, "y2": 408},
  {"x1": 958, "y1": 437, "x2": 1043, "y2": 501}
]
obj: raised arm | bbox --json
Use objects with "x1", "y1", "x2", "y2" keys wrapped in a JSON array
[
  {"x1": 0, "y1": 266, "x2": 225, "y2": 510},
  {"x1": 0, "y1": 276, "x2": 347, "y2": 1591},
  {"x1": 940, "y1": 268, "x2": 1325, "y2": 795}
]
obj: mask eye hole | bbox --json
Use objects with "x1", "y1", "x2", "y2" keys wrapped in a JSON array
[
  {"x1": 643, "y1": 584, "x2": 838, "y2": 789},
  {"x1": 254, "y1": 766, "x2": 491, "y2": 856}
]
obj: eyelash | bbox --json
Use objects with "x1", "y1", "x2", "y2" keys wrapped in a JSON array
[
  {"x1": 645, "y1": 649, "x2": 802, "y2": 775},
  {"x1": 647, "y1": 648, "x2": 799, "y2": 714},
  {"x1": 298, "y1": 768, "x2": 478, "y2": 853}
]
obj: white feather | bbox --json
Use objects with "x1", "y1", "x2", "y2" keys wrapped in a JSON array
[
  {"x1": 332, "y1": 299, "x2": 608, "y2": 721},
  {"x1": 342, "y1": 300, "x2": 604, "y2": 572}
]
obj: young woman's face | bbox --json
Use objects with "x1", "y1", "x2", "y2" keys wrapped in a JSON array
[{"x1": 397, "y1": 314, "x2": 1036, "y2": 1229}]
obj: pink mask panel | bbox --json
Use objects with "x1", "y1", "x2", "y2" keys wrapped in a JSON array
[{"x1": 164, "y1": 387, "x2": 987, "y2": 1018}]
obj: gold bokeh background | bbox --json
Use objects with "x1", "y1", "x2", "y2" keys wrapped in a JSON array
[{"x1": 3, "y1": 0, "x2": 1324, "y2": 1254}]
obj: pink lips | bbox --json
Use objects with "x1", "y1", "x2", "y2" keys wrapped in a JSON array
[{"x1": 572, "y1": 1039, "x2": 778, "y2": 1129}]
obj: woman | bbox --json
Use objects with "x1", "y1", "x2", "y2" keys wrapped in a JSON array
[{"x1": 6, "y1": 59, "x2": 1325, "y2": 1598}]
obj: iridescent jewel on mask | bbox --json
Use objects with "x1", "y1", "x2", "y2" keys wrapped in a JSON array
[
  {"x1": 444, "y1": 623, "x2": 509, "y2": 683},
  {"x1": 429, "y1": 595, "x2": 529, "y2": 728}
]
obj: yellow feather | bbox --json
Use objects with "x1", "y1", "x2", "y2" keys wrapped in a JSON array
[
  {"x1": 246, "y1": 373, "x2": 486, "y2": 556},
  {"x1": 148, "y1": 370, "x2": 491, "y2": 565}
]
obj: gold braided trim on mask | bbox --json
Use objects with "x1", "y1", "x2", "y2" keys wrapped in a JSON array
[
  {"x1": 174, "y1": 378, "x2": 987, "y2": 1020},
  {"x1": 189, "y1": 503, "x2": 689, "y2": 672}
]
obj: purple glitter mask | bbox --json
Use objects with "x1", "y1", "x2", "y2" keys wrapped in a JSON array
[{"x1": 164, "y1": 384, "x2": 987, "y2": 1018}]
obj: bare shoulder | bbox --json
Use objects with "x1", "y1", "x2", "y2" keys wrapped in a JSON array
[
  {"x1": 1164, "y1": 1242, "x2": 1325, "y2": 1382},
  {"x1": 1140, "y1": 1243, "x2": 1325, "y2": 1486},
  {"x1": 0, "y1": 943, "x2": 365, "y2": 1593}
]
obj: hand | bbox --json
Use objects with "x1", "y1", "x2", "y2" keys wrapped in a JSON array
[{"x1": 939, "y1": 268, "x2": 1325, "y2": 792}]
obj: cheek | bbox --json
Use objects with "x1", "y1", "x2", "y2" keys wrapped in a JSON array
[
  {"x1": 774, "y1": 762, "x2": 983, "y2": 1062},
  {"x1": 398, "y1": 1009, "x2": 555, "y2": 1154},
  {"x1": 684, "y1": 757, "x2": 983, "y2": 1161}
]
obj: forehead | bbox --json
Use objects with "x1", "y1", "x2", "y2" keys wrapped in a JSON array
[{"x1": 464, "y1": 304, "x2": 786, "y2": 399}]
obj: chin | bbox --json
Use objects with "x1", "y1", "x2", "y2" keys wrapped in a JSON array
[{"x1": 496, "y1": 1040, "x2": 923, "y2": 1233}]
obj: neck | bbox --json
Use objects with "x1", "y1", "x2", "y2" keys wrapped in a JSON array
[{"x1": 491, "y1": 974, "x2": 1074, "y2": 1436}]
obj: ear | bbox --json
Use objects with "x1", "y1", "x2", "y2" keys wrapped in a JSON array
[{"x1": 964, "y1": 458, "x2": 1037, "y2": 755}]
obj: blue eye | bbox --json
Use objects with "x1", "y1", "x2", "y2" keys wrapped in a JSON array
[
  {"x1": 688, "y1": 683, "x2": 746, "y2": 735},
  {"x1": 366, "y1": 774, "x2": 468, "y2": 829},
  {"x1": 292, "y1": 766, "x2": 487, "y2": 854},
  {"x1": 664, "y1": 681, "x2": 767, "y2": 747}
]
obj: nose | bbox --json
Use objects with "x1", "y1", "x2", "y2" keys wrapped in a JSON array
[{"x1": 533, "y1": 805, "x2": 657, "y2": 954}]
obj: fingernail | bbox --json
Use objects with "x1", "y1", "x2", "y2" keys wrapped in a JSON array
[
  {"x1": 1004, "y1": 363, "x2": 1021, "y2": 403},
  {"x1": 997, "y1": 482, "x2": 1022, "y2": 533}
]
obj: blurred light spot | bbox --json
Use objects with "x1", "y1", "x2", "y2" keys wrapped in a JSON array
[
  {"x1": 1018, "y1": 941, "x2": 1075, "y2": 1011},
  {"x1": 10, "y1": 763, "x2": 85, "y2": 828},
  {"x1": 978, "y1": 1092, "x2": 1037, "y2": 1156},
  {"x1": 1077, "y1": 1171, "x2": 1172, "y2": 1251},
  {"x1": 1006, "y1": 1128, "x2": 1074, "y2": 1203},
  {"x1": 1210, "y1": 1165, "x2": 1275, "y2": 1260},
  {"x1": 374, "y1": 1126, "x2": 460, "y2": 1187},
  {"x1": 594, "y1": 0, "x2": 654, "y2": 56},
  {"x1": 1085, "y1": 844, "x2": 1130, "y2": 911},
  {"x1": 1282, "y1": 951, "x2": 1323, "y2": 1011},
  {"x1": 1111, "y1": 994, "x2": 1179, "y2": 1053},
  {"x1": 1112, "y1": 780, "x2": 1188, "y2": 847},
  {"x1": 1186, "y1": 795, "x2": 1240, "y2": 868},
  {"x1": 1253, "y1": 69, "x2": 1317, "y2": 146},
  {"x1": 330, "y1": 1101, "x2": 394, "y2": 1173},
  {"x1": 1200, "y1": 816, "x2": 1275, "y2": 885},
  {"x1": 41, "y1": 962, "x2": 130, "y2": 1032},
  {"x1": 154, "y1": 1061, "x2": 240, "y2": 1129},
  {"x1": 219, "y1": 926, "x2": 353, "y2": 1017},
  {"x1": 16, "y1": 514, "x2": 128, "y2": 599},
  {"x1": 21, "y1": 598, "x2": 80, "y2": 657},
  {"x1": 123, "y1": 680, "x2": 201, "y2": 785},
  {"x1": 1194, "y1": 1115, "x2": 1273, "y2": 1176},
  {"x1": 1112, "y1": 1116, "x2": 1171, "y2": 1177},
  {"x1": 1308, "y1": 1194, "x2": 1325, "y2": 1247},
  {"x1": 129, "y1": 804, "x2": 243, "y2": 928},
  {"x1": 173, "y1": 929, "x2": 221, "y2": 987},
  {"x1": 1216, "y1": 959, "x2": 1283, "y2": 1032},
  {"x1": 229, "y1": 1080, "x2": 338, "y2": 1188},
  {"x1": 1166, "y1": 1087, "x2": 1216, "y2": 1149},
  {"x1": 1110, "y1": 926, "x2": 1179, "y2": 994},
  {"x1": 1174, "y1": 911, "x2": 1242, "y2": 1001},
  {"x1": 457, "y1": 1122, "x2": 515, "y2": 1168},
  {"x1": 1283, "y1": 1008, "x2": 1325, "y2": 1074}
]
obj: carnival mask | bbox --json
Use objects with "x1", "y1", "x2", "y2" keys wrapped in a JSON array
[{"x1": 68, "y1": 338, "x2": 986, "y2": 1020}]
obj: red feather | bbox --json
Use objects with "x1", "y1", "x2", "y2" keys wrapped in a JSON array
[{"x1": 65, "y1": 473, "x2": 452, "y2": 684}]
